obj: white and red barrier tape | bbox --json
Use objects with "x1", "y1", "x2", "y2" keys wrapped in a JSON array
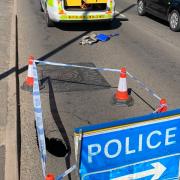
[
  {"x1": 33, "y1": 59, "x2": 167, "y2": 179},
  {"x1": 35, "y1": 59, "x2": 163, "y2": 101}
]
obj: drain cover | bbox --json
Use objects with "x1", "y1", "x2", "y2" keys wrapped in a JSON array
[{"x1": 39, "y1": 63, "x2": 111, "y2": 92}]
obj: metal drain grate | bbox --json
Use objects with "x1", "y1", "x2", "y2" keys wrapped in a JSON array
[{"x1": 39, "y1": 63, "x2": 111, "y2": 93}]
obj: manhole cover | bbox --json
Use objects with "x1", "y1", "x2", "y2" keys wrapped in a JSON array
[{"x1": 39, "y1": 63, "x2": 111, "y2": 93}]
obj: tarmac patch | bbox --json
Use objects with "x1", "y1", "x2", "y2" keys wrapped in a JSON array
[{"x1": 40, "y1": 63, "x2": 111, "y2": 92}]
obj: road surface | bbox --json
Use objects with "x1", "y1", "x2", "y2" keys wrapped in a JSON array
[{"x1": 17, "y1": 0, "x2": 180, "y2": 179}]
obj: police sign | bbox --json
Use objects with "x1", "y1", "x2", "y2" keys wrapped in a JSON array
[{"x1": 74, "y1": 109, "x2": 180, "y2": 180}]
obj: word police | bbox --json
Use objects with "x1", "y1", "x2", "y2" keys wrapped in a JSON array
[{"x1": 88, "y1": 127, "x2": 177, "y2": 163}]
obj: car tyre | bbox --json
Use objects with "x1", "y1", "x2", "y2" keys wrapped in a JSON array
[
  {"x1": 45, "y1": 8, "x2": 54, "y2": 27},
  {"x1": 137, "y1": 0, "x2": 146, "y2": 16},
  {"x1": 169, "y1": 10, "x2": 180, "y2": 32},
  {"x1": 40, "y1": 1, "x2": 44, "y2": 12}
]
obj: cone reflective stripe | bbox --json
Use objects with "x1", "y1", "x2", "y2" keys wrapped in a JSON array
[
  {"x1": 156, "y1": 99, "x2": 168, "y2": 113},
  {"x1": 115, "y1": 67, "x2": 129, "y2": 100},
  {"x1": 25, "y1": 56, "x2": 34, "y2": 86},
  {"x1": 46, "y1": 174, "x2": 55, "y2": 180}
]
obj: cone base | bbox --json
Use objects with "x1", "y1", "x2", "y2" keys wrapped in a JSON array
[
  {"x1": 112, "y1": 95, "x2": 134, "y2": 107},
  {"x1": 21, "y1": 81, "x2": 45, "y2": 92},
  {"x1": 21, "y1": 82, "x2": 33, "y2": 92}
]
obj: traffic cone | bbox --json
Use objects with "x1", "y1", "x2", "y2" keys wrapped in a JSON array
[
  {"x1": 113, "y1": 67, "x2": 134, "y2": 106},
  {"x1": 46, "y1": 174, "x2": 55, "y2": 180},
  {"x1": 156, "y1": 99, "x2": 168, "y2": 113},
  {"x1": 21, "y1": 56, "x2": 34, "y2": 92}
]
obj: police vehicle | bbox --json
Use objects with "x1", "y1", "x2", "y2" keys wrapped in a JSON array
[{"x1": 40, "y1": 0, "x2": 118, "y2": 27}]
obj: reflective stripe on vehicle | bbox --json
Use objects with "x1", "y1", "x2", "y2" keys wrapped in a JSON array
[
  {"x1": 60, "y1": 14, "x2": 112, "y2": 20},
  {"x1": 47, "y1": 0, "x2": 54, "y2": 7}
]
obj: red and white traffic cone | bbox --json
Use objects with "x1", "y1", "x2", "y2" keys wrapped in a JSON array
[
  {"x1": 46, "y1": 174, "x2": 55, "y2": 180},
  {"x1": 113, "y1": 67, "x2": 134, "y2": 106},
  {"x1": 155, "y1": 99, "x2": 168, "y2": 113},
  {"x1": 21, "y1": 56, "x2": 34, "y2": 92}
]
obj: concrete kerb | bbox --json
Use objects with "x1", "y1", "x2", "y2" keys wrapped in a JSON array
[{"x1": 5, "y1": 0, "x2": 19, "y2": 179}]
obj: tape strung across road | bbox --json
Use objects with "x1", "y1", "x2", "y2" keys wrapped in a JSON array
[
  {"x1": 32, "y1": 60, "x2": 165, "y2": 178},
  {"x1": 126, "y1": 72, "x2": 161, "y2": 101},
  {"x1": 33, "y1": 61, "x2": 77, "y2": 179},
  {"x1": 35, "y1": 60, "x2": 120, "y2": 73},
  {"x1": 56, "y1": 165, "x2": 77, "y2": 180},
  {"x1": 33, "y1": 62, "x2": 47, "y2": 178},
  {"x1": 35, "y1": 60, "x2": 162, "y2": 101}
]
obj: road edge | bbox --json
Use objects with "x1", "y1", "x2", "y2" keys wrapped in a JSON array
[{"x1": 5, "y1": 0, "x2": 19, "y2": 179}]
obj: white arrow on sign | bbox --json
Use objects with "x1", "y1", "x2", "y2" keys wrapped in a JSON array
[{"x1": 112, "y1": 162, "x2": 166, "y2": 180}]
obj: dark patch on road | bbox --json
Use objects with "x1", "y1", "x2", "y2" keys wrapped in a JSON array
[
  {"x1": 0, "y1": 146, "x2": 5, "y2": 180},
  {"x1": 120, "y1": 4, "x2": 136, "y2": 14},
  {"x1": 145, "y1": 13, "x2": 169, "y2": 27},
  {"x1": 56, "y1": 19, "x2": 121, "y2": 31},
  {"x1": 40, "y1": 63, "x2": 111, "y2": 93},
  {"x1": 16, "y1": 16, "x2": 21, "y2": 176},
  {"x1": 46, "y1": 137, "x2": 68, "y2": 157},
  {"x1": 18, "y1": 31, "x2": 90, "y2": 75},
  {"x1": 47, "y1": 78, "x2": 72, "y2": 179}
]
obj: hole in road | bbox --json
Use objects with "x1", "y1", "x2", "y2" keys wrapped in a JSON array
[{"x1": 45, "y1": 137, "x2": 69, "y2": 157}]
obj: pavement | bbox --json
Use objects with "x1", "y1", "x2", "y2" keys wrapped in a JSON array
[
  {"x1": 0, "y1": 0, "x2": 18, "y2": 179},
  {"x1": 0, "y1": 0, "x2": 13, "y2": 179}
]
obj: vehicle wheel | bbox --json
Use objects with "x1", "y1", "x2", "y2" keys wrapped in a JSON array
[
  {"x1": 169, "y1": 10, "x2": 180, "y2": 32},
  {"x1": 137, "y1": 0, "x2": 146, "y2": 16},
  {"x1": 45, "y1": 8, "x2": 54, "y2": 27},
  {"x1": 40, "y1": 1, "x2": 44, "y2": 12}
]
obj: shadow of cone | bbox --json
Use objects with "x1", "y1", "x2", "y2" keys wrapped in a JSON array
[
  {"x1": 21, "y1": 56, "x2": 34, "y2": 92},
  {"x1": 113, "y1": 67, "x2": 134, "y2": 106},
  {"x1": 46, "y1": 174, "x2": 55, "y2": 180}
]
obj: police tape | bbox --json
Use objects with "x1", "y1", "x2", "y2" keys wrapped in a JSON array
[
  {"x1": 32, "y1": 60, "x2": 166, "y2": 179},
  {"x1": 33, "y1": 62, "x2": 77, "y2": 179},
  {"x1": 33, "y1": 62, "x2": 47, "y2": 178},
  {"x1": 126, "y1": 72, "x2": 161, "y2": 101},
  {"x1": 35, "y1": 60, "x2": 120, "y2": 73},
  {"x1": 35, "y1": 60, "x2": 162, "y2": 101},
  {"x1": 56, "y1": 165, "x2": 77, "y2": 180}
]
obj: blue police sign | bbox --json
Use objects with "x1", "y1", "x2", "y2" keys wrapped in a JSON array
[{"x1": 74, "y1": 109, "x2": 180, "y2": 180}]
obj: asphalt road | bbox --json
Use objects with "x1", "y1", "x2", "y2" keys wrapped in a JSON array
[{"x1": 17, "y1": 0, "x2": 180, "y2": 179}]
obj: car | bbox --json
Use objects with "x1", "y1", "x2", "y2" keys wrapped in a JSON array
[
  {"x1": 40, "y1": 0, "x2": 118, "y2": 27},
  {"x1": 137, "y1": 0, "x2": 180, "y2": 31}
]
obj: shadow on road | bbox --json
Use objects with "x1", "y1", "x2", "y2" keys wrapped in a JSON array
[
  {"x1": 55, "y1": 18, "x2": 121, "y2": 31},
  {"x1": 16, "y1": 15, "x2": 21, "y2": 178},
  {"x1": 45, "y1": 137, "x2": 68, "y2": 157},
  {"x1": 0, "y1": 67, "x2": 16, "y2": 80},
  {"x1": 120, "y1": 4, "x2": 137, "y2": 14},
  {"x1": 145, "y1": 13, "x2": 169, "y2": 27},
  {"x1": 18, "y1": 31, "x2": 90, "y2": 75},
  {"x1": 47, "y1": 77, "x2": 72, "y2": 180},
  {"x1": 111, "y1": 87, "x2": 156, "y2": 111}
]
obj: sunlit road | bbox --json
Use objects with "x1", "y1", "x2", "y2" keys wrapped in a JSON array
[{"x1": 17, "y1": 0, "x2": 180, "y2": 179}]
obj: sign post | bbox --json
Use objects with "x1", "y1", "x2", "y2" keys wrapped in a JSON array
[{"x1": 74, "y1": 109, "x2": 180, "y2": 180}]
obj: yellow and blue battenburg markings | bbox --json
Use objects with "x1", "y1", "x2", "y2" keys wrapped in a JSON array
[
  {"x1": 33, "y1": 62, "x2": 47, "y2": 178},
  {"x1": 47, "y1": 0, "x2": 54, "y2": 7},
  {"x1": 74, "y1": 109, "x2": 180, "y2": 180}
]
